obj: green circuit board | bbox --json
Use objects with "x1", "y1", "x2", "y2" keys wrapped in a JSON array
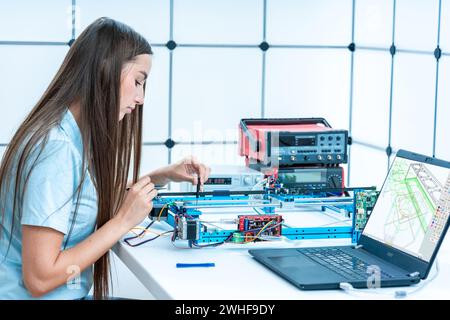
[{"x1": 354, "y1": 190, "x2": 379, "y2": 231}]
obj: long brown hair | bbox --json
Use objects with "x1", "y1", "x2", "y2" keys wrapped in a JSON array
[{"x1": 0, "y1": 17, "x2": 152, "y2": 299}]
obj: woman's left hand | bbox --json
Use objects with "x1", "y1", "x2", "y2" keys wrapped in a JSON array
[{"x1": 167, "y1": 156, "x2": 210, "y2": 187}]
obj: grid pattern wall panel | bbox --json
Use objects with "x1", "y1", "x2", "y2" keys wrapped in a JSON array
[
  {"x1": 0, "y1": 0, "x2": 448, "y2": 192},
  {"x1": 171, "y1": 48, "x2": 262, "y2": 143},
  {"x1": 390, "y1": 53, "x2": 437, "y2": 155},
  {"x1": 266, "y1": 0, "x2": 353, "y2": 45},
  {"x1": 348, "y1": 144, "x2": 388, "y2": 188},
  {"x1": 76, "y1": 0, "x2": 170, "y2": 43},
  {"x1": 265, "y1": 49, "x2": 350, "y2": 130},
  {"x1": 142, "y1": 47, "x2": 170, "y2": 143},
  {"x1": 0, "y1": 1, "x2": 72, "y2": 42},
  {"x1": 395, "y1": 0, "x2": 439, "y2": 51},
  {"x1": 351, "y1": 50, "x2": 391, "y2": 147},
  {"x1": 436, "y1": 56, "x2": 450, "y2": 161},
  {"x1": 173, "y1": 0, "x2": 263, "y2": 44},
  {"x1": 354, "y1": 0, "x2": 393, "y2": 48},
  {"x1": 0, "y1": 46, "x2": 69, "y2": 142}
]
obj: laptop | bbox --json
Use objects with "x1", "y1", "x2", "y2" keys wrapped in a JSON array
[{"x1": 249, "y1": 149, "x2": 450, "y2": 290}]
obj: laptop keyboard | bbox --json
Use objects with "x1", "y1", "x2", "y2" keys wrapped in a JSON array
[{"x1": 301, "y1": 247, "x2": 394, "y2": 281}]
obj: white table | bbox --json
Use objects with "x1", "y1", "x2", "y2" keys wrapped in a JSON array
[{"x1": 112, "y1": 206, "x2": 450, "y2": 300}]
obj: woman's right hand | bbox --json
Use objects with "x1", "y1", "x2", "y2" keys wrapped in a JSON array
[{"x1": 116, "y1": 176, "x2": 158, "y2": 231}]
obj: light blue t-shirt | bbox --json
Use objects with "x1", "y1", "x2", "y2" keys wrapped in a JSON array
[{"x1": 0, "y1": 110, "x2": 98, "y2": 299}]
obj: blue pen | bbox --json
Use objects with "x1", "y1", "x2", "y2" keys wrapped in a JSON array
[{"x1": 176, "y1": 263, "x2": 215, "y2": 268}]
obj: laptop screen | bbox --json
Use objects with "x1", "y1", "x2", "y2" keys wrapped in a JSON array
[{"x1": 362, "y1": 154, "x2": 450, "y2": 262}]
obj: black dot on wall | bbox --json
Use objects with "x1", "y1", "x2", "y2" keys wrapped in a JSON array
[
  {"x1": 434, "y1": 46, "x2": 442, "y2": 60},
  {"x1": 348, "y1": 43, "x2": 355, "y2": 52},
  {"x1": 259, "y1": 41, "x2": 270, "y2": 51},
  {"x1": 389, "y1": 44, "x2": 396, "y2": 56},
  {"x1": 386, "y1": 146, "x2": 392, "y2": 157},
  {"x1": 164, "y1": 138, "x2": 176, "y2": 149},
  {"x1": 166, "y1": 40, "x2": 177, "y2": 50}
]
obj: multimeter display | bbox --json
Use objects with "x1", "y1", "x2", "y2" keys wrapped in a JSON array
[{"x1": 205, "y1": 177, "x2": 232, "y2": 185}]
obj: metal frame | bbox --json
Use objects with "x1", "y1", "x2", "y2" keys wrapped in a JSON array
[{"x1": 153, "y1": 187, "x2": 377, "y2": 246}]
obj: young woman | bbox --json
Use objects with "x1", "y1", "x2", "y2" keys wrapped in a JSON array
[{"x1": 0, "y1": 17, "x2": 210, "y2": 300}]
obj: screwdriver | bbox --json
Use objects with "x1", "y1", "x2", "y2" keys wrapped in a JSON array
[{"x1": 196, "y1": 176, "x2": 201, "y2": 205}]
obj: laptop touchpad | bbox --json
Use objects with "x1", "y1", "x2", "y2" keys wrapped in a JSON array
[{"x1": 268, "y1": 255, "x2": 316, "y2": 268}]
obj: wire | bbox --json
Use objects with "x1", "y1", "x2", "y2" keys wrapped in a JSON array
[
  {"x1": 248, "y1": 178, "x2": 267, "y2": 207},
  {"x1": 257, "y1": 235, "x2": 285, "y2": 241},
  {"x1": 124, "y1": 220, "x2": 174, "y2": 247},
  {"x1": 281, "y1": 222, "x2": 293, "y2": 228},
  {"x1": 252, "y1": 178, "x2": 267, "y2": 191},
  {"x1": 252, "y1": 220, "x2": 274, "y2": 238},
  {"x1": 126, "y1": 220, "x2": 155, "y2": 238},
  {"x1": 252, "y1": 207, "x2": 264, "y2": 215},
  {"x1": 191, "y1": 242, "x2": 225, "y2": 248},
  {"x1": 128, "y1": 227, "x2": 162, "y2": 237},
  {"x1": 157, "y1": 203, "x2": 168, "y2": 221},
  {"x1": 244, "y1": 220, "x2": 280, "y2": 243},
  {"x1": 339, "y1": 259, "x2": 440, "y2": 299},
  {"x1": 190, "y1": 233, "x2": 234, "y2": 248},
  {"x1": 397, "y1": 259, "x2": 440, "y2": 297},
  {"x1": 125, "y1": 230, "x2": 173, "y2": 247},
  {"x1": 225, "y1": 221, "x2": 283, "y2": 244}
]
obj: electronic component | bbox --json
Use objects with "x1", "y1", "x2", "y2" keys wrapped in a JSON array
[
  {"x1": 145, "y1": 185, "x2": 378, "y2": 248},
  {"x1": 277, "y1": 166, "x2": 344, "y2": 192},
  {"x1": 180, "y1": 165, "x2": 264, "y2": 192},
  {"x1": 238, "y1": 214, "x2": 282, "y2": 239},
  {"x1": 239, "y1": 118, "x2": 349, "y2": 167},
  {"x1": 354, "y1": 190, "x2": 379, "y2": 231},
  {"x1": 176, "y1": 216, "x2": 200, "y2": 240},
  {"x1": 231, "y1": 232, "x2": 245, "y2": 243},
  {"x1": 148, "y1": 181, "x2": 377, "y2": 248}
]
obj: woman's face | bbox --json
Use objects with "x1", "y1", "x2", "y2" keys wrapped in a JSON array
[{"x1": 119, "y1": 54, "x2": 152, "y2": 121}]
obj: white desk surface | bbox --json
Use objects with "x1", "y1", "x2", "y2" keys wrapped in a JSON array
[{"x1": 112, "y1": 207, "x2": 450, "y2": 300}]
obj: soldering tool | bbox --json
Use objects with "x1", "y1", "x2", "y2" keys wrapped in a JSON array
[
  {"x1": 196, "y1": 176, "x2": 201, "y2": 196},
  {"x1": 196, "y1": 175, "x2": 200, "y2": 205}
]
